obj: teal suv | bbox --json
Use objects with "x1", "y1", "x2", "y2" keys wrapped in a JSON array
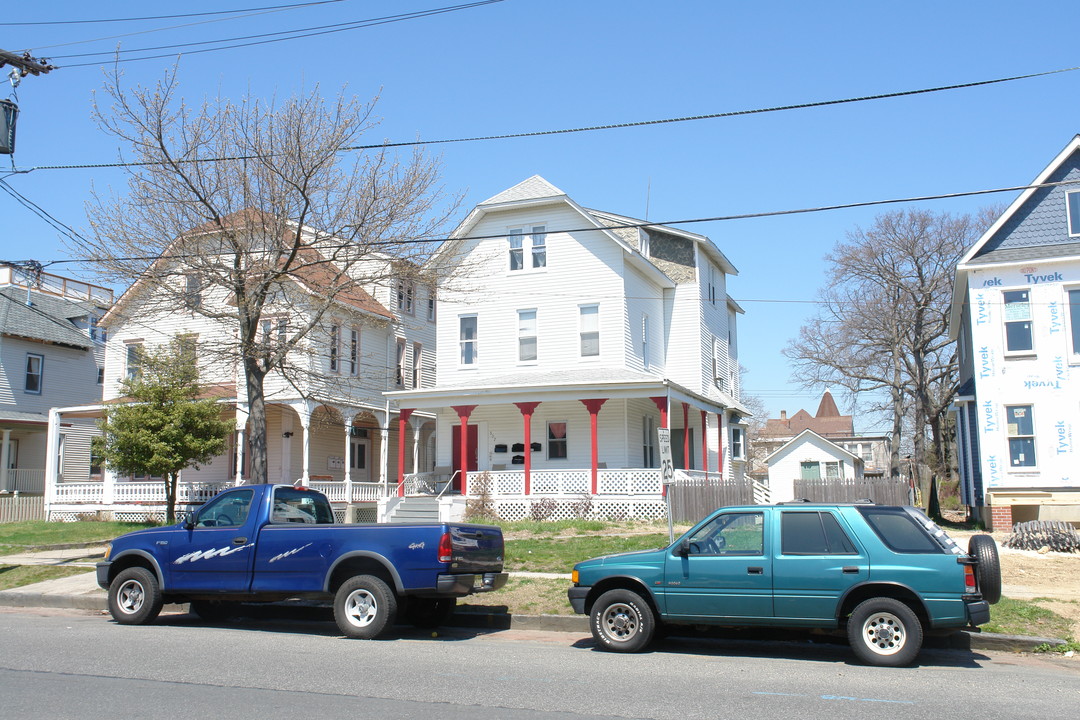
[{"x1": 568, "y1": 503, "x2": 1000, "y2": 666}]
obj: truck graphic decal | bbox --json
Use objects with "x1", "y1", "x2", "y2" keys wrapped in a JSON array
[
  {"x1": 173, "y1": 543, "x2": 254, "y2": 565},
  {"x1": 268, "y1": 543, "x2": 313, "y2": 563}
]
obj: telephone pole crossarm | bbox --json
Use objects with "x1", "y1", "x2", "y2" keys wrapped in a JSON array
[{"x1": 0, "y1": 49, "x2": 55, "y2": 77}]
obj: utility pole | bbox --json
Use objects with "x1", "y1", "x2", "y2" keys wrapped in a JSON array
[{"x1": 0, "y1": 49, "x2": 55, "y2": 77}]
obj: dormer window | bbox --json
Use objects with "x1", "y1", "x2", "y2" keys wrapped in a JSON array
[{"x1": 1068, "y1": 191, "x2": 1080, "y2": 236}]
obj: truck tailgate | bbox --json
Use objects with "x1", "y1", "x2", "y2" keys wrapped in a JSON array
[{"x1": 447, "y1": 524, "x2": 504, "y2": 572}]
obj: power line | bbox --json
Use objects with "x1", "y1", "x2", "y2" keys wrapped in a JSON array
[
  {"x1": 2, "y1": 1, "x2": 348, "y2": 26},
  {"x1": 16, "y1": 62, "x2": 1078, "y2": 171}
]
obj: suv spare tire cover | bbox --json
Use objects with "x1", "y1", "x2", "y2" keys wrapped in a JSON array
[{"x1": 968, "y1": 534, "x2": 1001, "y2": 604}]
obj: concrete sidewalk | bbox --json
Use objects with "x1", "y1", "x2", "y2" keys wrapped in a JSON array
[{"x1": 0, "y1": 548, "x2": 1067, "y2": 652}]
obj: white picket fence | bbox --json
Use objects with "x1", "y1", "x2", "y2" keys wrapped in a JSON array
[{"x1": 0, "y1": 493, "x2": 45, "y2": 523}]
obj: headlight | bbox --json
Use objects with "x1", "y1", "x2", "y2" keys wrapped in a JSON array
[{"x1": 103, "y1": 544, "x2": 111, "y2": 561}]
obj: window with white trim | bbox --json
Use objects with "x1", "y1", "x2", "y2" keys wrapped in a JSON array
[
  {"x1": 1068, "y1": 288, "x2": 1080, "y2": 358},
  {"x1": 395, "y1": 338, "x2": 406, "y2": 387},
  {"x1": 530, "y1": 225, "x2": 547, "y2": 268},
  {"x1": 349, "y1": 328, "x2": 359, "y2": 376},
  {"x1": 329, "y1": 324, "x2": 340, "y2": 372},
  {"x1": 183, "y1": 273, "x2": 202, "y2": 308},
  {"x1": 125, "y1": 342, "x2": 144, "y2": 380},
  {"x1": 548, "y1": 421, "x2": 567, "y2": 459},
  {"x1": 518, "y1": 309, "x2": 537, "y2": 362},
  {"x1": 731, "y1": 427, "x2": 744, "y2": 460},
  {"x1": 642, "y1": 314, "x2": 650, "y2": 369},
  {"x1": 460, "y1": 315, "x2": 477, "y2": 365},
  {"x1": 642, "y1": 416, "x2": 656, "y2": 467},
  {"x1": 1003, "y1": 289, "x2": 1034, "y2": 353},
  {"x1": 579, "y1": 304, "x2": 599, "y2": 357},
  {"x1": 24, "y1": 353, "x2": 43, "y2": 394},
  {"x1": 1068, "y1": 191, "x2": 1080, "y2": 236},
  {"x1": 1005, "y1": 404, "x2": 1036, "y2": 467},
  {"x1": 508, "y1": 225, "x2": 547, "y2": 270},
  {"x1": 427, "y1": 292, "x2": 436, "y2": 322},
  {"x1": 412, "y1": 342, "x2": 422, "y2": 388},
  {"x1": 397, "y1": 279, "x2": 415, "y2": 315}
]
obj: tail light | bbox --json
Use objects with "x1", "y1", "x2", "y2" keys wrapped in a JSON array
[
  {"x1": 964, "y1": 564, "x2": 977, "y2": 591},
  {"x1": 438, "y1": 531, "x2": 453, "y2": 563}
]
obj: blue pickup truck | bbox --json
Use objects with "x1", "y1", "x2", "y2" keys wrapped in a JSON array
[
  {"x1": 568, "y1": 502, "x2": 1001, "y2": 666},
  {"x1": 97, "y1": 484, "x2": 507, "y2": 638}
]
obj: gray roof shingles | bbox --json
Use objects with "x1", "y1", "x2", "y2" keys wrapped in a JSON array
[{"x1": 0, "y1": 288, "x2": 99, "y2": 349}]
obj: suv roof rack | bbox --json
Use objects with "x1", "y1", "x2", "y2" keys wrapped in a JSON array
[{"x1": 777, "y1": 498, "x2": 813, "y2": 504}]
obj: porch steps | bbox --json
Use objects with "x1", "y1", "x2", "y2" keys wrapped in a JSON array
[{"x1": 388, "y1": 496, "x2": 440, "y2": 523}]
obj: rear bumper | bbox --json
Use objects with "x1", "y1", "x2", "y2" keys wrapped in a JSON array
[
  {"x1": 966, "y1": 599, "x2": 991, "y2": 626},
  {"x1": 436, "y1": 572, "x2": 508, "y2": 596},
  {"x1": 568, "y1": 586, "x2": 590, "y2": 614}
]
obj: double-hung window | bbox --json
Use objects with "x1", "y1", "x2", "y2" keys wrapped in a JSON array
[
  {"x1": 397, "y1": 279, "x2": 415, "y2": 315},
  {"x1": 460, "y1": 315, "x2": 478, "y2": 365},
  {"x1": 412, "y1": 342, "x2": 422, "y2": 388},
  {"x1": 1068, "y1": 191, "x2": 1080, "y2": 236},
  {"x1": 1003, "y1": 289, "x2": 1034, "y2": 353},
  {"x1": 508, "y1": 225, "x2": 547, "y2": 270},
  {"x1": 508, "y1": 229, "x2": 524, "y2": 271},
  {"x1": 329, "y1": 325, "x2": 340, "y2": 372},
  {"x1": 530, "y1": 226, "x2": 546, "y2": 268},
  {"x1": 579, "y1": 304, "x2": 599, "y2": 357},
  {"x1": 125, "y1": 343, "x2": 144, "y2": 380},
  {"x1": 518, "y1": 309, "x2": 537, "y2": 362},
  {"x1": 731, "y1": 427, "x2": 745, "y2": 460},
  {"x1": 395, "y1": 339, "x2": 406, "y2": 387},
  {"x1": 1005, "y1": 404, "x2": 1036, "y2": 467},
  {"x1": 24, "y1": 353, "x2": 43, "y2": 394},
  {"x1": 548, "y1": 422, "x2": 567, "y2": 459},
  {"x1": 349, "y1": 328, "x2": 359, "y2": 376}
]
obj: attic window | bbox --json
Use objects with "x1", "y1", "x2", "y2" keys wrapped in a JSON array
[{"x1": 1068, "y1": 191, "x2": 1080, "y2": 237}]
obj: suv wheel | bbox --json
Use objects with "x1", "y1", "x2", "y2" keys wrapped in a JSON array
[
  {"x1": 847, "y1": 597, "x2": 922, "y2": 667},
  {"x1": 968, "y1": 534, "x2": 1002, "y2": 604},
  {"x1": 590, "y1": 589, "x2": 656, "y2": 653}
]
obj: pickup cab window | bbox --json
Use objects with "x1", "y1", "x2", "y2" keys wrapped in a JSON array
[
  {"x1": 683, "y1": 512, "x2": 763, "y2": 556},
  {"x1": 271, "y1": 486, "x2": 335, "y2": 524},
  {"x1": 195, "y1": 489, "x2": 253, "y2": 528},
  {"x1": 781, "y1": 511, "x2": 857, "y2": 555}
]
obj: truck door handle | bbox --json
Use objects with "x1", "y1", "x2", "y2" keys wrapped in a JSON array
[
  {"x1": 842, "y1": 566, "x2": 860, "y2": 574},
  {"x1": 232, "y1": 537, "x2": 248, "y2": 545},
  {"x1": 747, "y1": 567, "x2": 763, "y2": 575}
]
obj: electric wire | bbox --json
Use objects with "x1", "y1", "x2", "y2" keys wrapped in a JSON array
[{"x1": 2, "y1": 1, "x2": 348, "y2": 26}]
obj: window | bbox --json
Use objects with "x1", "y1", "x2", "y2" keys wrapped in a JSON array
[
  {"x1": 684, "y1": 512, "x2": 764, "y2": 556},
  {"x1": 1006, "y1": 404, "x2": 1036, "y2": 467},
  {"x1": 97, "y1": 367, "x2": 105, "y2": 384},
  {"x1": 261, "y1": 316, "x2": 287, "y2": 348},
  {"x1": 642, "y1": 416, "x2": 656, "y2": 467},
  {"x1": 781, "y1": 512, "x2": 858, "y2": 555},
  {"x1": 642, "y1": 314, "x2": 650, "y2": 369},
  {"x1": 89, "y1": 314, "x2": 106, "y2": 343},
  {"x1": 1068, "y1": 191, "x2": 1080, "y2": 236},
  {"x1": 530, "y1": 225, "x2": 547, "y2": 268},
  {"x1": 395, "y1": 339, "x2": 406, "y2": 387},
  {"x1": 508, "y1": 229, "x2": 524, "y2": 271},
  {"x1": 1069, "y1": 289, "x2": 1080, "y2": 357},
  {"x1": 329, "y1": 325, "x2": 340, "y2": 372},
  {"x1": 824, "y1": 461, "x2": 842, "y2": 480},
  {"x1": 459, "y1": 315, "x2": 478, "y2": 365},
  {"x1": 270, "y1": 486, "x2": 335, "y2": 525},
  {"x1": 731, "y1": 427, "x2": 744, "y2": 459},
  {"x1": 427, "y1": 292, "x2": 437, "y2": 322},
  {"x1": 547, "y1": 422, "x2": 567, "y2": 459},
  {"x1": 24, "y1": 353, "x2": 43, "y2": 394},
  {"x1": 397, "y1": 279, "x2": 415, "y2": 315},
  {"x1": 857, "y1": 506, "x2": 942, "y2": 554},
  {"x1": 196, "y1": 489, "x2": 254, "y2": 528},
  {"x1": 1003, "y1": 289, "x2": 1033, "y2": 353},
  {"x1": 707, "y1": 264, "x2": 717, "y2": 305},
  {"x1": 579, "y1": 304, "x2": 599, "y2": 357},
  {"x1": 349, "y1": 328, "x2": 359, "y2": 376},
  {"x1": 125, "y1": 343, "x2": 143, "y2": 380},
  {"x1": 518, "y1": 309, "x2": 537, "y2": 362},
  {"x1": 183, "y1": 273, "x2": 202, "y2": 308},
  {"x1": 412, "y1": 342, "x2": 422, "y2": 388}
]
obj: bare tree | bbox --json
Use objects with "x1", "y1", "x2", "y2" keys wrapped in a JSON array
[
  {"x1": 784, "y1": 208, "x2": 992, "y2": 487},
  {"x1": 71, "y1": 69, "x2": 457, "y2": 483}
]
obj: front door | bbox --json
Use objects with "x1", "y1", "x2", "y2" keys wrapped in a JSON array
[
  {"x1": 350, "y1": 439, "x2": 370, "y2": 482},
  {"x1": 451, "y1": 424, "x2": 478, "y2": 492},
  {"x1": 166, "y1": 488, "x2": 257, "y2": 592}
]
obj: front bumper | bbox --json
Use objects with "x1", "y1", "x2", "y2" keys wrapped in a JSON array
[
  {"x1": 95, "y1": 561, "x2": 111, "y2": 590},
  {"x1": 436, "y1": 572, "x2": 509, "y2": 596},
  {"x1": 567, "y1": 585, "x2": 590, "y2": 614},
  {"x1": 966, "y1": 599, "x2": 991, "y2": 626}
]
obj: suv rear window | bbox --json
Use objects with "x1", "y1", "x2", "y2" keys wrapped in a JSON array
[
  {"x1": 856, "y1": 507, "x2": 941, "y2": 554},
  {"x1": 781, "y1": 511, "x2": 857, "y2": 555}
]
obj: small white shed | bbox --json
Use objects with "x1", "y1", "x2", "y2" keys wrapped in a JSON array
[{"x1": 765, "y1": 429, "x2": 864, "y2": 503}]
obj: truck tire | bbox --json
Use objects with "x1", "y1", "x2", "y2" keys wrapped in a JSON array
[
  {"x1": 590, "y1": 589, "x2": 656, "y2": 653},
  {"x1": 968, "y1": 534, "x2": 1002, "y2": 604},
  {"x1": 847, "y1": 597, "x2": 922, "y2": 667},
  {"x1": 334, "y1": 575, "x2": 397, "y2": 639},
  {"x1": 108, "y1": 567, "x2": 164, "y2": 625},
  {"x1": 405, "y1": 598, "x2": 456, "y2": 628}
]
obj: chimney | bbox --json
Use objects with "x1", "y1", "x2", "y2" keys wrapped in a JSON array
[{"x1": 780, "y1": 410, "x2": 787, "y2": 421}]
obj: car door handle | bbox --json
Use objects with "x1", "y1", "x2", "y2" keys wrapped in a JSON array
[
  {"x1": 747, "y1": 567, "x2": 764, "y2": 575},
  {"x1": 232, "y1": 537, "x2": 248, "y2": 545},
  {"x1": 842, "y1": 566, "x2": 860, "y2": 574}
]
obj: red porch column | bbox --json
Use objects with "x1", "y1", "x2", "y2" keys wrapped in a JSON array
[
  {"x1": 580, "y1": 399, "x2": 607, "y2": 494},
  {"x1": 649, "y1": 396, "x2": 669, "y2": 428},
  {"x1": 701, "y1": 409, "x2": 709, "y2": 481},
  {"x1": 451, "y1": 405, "x2": 477, "y2": 496},
  {"x1": 396, "y1": 408, "x2": 414, "y2": 497},
  {"x1": 682, "y1": 402, "x2": 690, "y2": 470},
  {"x1": 514, "y1": 402, "x2": 541, "y2": 495},
  {"x1": 716, "y1": 412, "x2": 725, "y2": 477}
]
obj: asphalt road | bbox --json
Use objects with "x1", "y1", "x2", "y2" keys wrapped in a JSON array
[{"x1": 1, "y1": 607, "x2": 1077, "y2": 720}]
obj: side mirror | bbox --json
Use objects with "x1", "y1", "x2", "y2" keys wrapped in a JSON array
[
  {"x1": 182, "y1": 511, "x2": 196, "y2": 530},
  {"x1": 678, "y1": 538, "x2": 691, "y2": 556}
]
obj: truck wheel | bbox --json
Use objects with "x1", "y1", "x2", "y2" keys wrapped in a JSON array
[
  {"x1": 848, "y1": 598, "x2": 922, "y2": 667},
  {"x1": 969, "y1": 534, "x2": 1002, "y2": 604},
  {"x1": 590, "y1": 589, "x2": 655, "y2": 653},
  {"x1": 108, "y1": 567, "x2": 164, "y2": 625},
  {"x1": 190, "y1": 600, "x2": 238, "y2": 623},
  {"x1": 334, "y1": 575, "x2": 397, "y2": 639},
  {"x1": 405, "y1": 598, "x2": 456, "y2": 628}
]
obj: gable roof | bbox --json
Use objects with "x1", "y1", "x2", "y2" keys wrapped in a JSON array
[
  {"x1": 761, "y1": 390, "x2": 854, "y2": 438},
  {"x1": 479, "y1": 175, "x2": 566, "y2": 206},
  {"x1": 950, "y1": 134, "x2": 1080, "y2": 336},
  {"x1": 765, "y1": 428, "x2": 861, "y2": 464},
  {"x1": 0, "y1": 287, "x2": 96, "y2": 349}
]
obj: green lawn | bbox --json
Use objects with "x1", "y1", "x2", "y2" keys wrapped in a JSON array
[
  {"x1": 505, "y1": 533, "x2": 671, "y2": 572},
  {"x1": 0, "y1": 520, "x2": 155, "y2": 556},
  {"x1": 0, "y1": 565, "x2": 94, "y2": 591}
]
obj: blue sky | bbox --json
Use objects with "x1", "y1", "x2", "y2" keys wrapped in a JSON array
[{"x1": 4, "y1": 0, "x2": 1080, "y2": 430}]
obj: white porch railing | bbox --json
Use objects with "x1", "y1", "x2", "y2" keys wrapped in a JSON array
[
  {"x1": 1, "y1": 468, "x2": 46, "y2": 494},
  {"x1": 464, "y1": 469, "x2": 664, "y2": 496},
  {"x1": 53, "y1": 482, "x2": 105, "y2": 503},
  {"x1": 307, "y1": 481, "x2": 382, "y2": 503}
]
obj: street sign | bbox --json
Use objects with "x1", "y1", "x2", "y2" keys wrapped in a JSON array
[{"x1": 658, "y1": 427, "x2": 674, "y2": 542}]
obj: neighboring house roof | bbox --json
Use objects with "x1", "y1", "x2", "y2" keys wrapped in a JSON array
[
  {"x1": 0, "y1": 287, "x2": 96, "y2": 349},
  {"x1": 765, "y1": 428, "x2": 861, "y2": 465},
  {"x1": 760, "y1": 390, "x2": 854, "y2": 438},
  {"x1": 950, "y1": 134, "x2": 1080, "y2": 336}
]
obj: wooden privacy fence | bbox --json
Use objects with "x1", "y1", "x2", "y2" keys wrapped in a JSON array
[
  {"x1": 0, "y1": 493, "x2": 45, "y2": 523},
  {"x1": 793, "y1": 477, "x2": 911, "y2": 505},
  {"x1": 667, "y1": 472, "x2": 754, "y2": 525}
]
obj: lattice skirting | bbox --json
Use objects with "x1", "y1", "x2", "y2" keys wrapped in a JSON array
[{"x1": 490, "y1": 497, "x2": 667, "y2": 522}]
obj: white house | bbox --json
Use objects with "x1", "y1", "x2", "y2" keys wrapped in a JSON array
[
  {"x1": 950, "y1": 135, "x2": 1080, "y2": 530},
  {"x1": 387, "y1": 176, "x2": 755, "y2": 521},
  {"x1": 764, "y1": 429, "x2": 864, "y2": 503},
  {"x1": 0, "y1": 264, "x2": 110, "y2": 495},
  {"x1": 44, "y1": 212, "x2": 435, "y2": 522}
]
